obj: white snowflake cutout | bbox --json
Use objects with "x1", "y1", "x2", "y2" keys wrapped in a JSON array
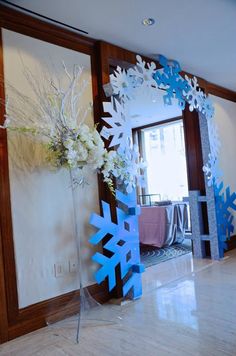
[
  {"x1": 128, "y1": 55, "x2": 157, "y2": 88},
  {"x1": 101, "y1": 97, "x2": 131, "y2": 149},
  {"x1": 184, "y1": 75, "x2": 205, "y2": 112},
  {"x1": 207, "y1": 117, "x2": 221, "y2": 161},
  {"x1": 203, "y1": 154, "x2": 222, "y2": 187},
  {"x1": 110, "y1": 66, "x2": 134, "y2": 101},
  {"x1": 117, "y1": 144, "x2": 147, "y2": 194}
]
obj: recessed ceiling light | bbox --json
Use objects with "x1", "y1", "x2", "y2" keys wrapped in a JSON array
[{"x1": 142, "y1": 18, "x2": 155, "y2": 26}]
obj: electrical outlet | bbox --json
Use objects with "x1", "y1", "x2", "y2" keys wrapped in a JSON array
[
  {"x1": 54, "y1": 262, "x2": 66, "y2": 278},
  {"x1": 69, "y1": 259, "x2": 78, "y2": 273}
]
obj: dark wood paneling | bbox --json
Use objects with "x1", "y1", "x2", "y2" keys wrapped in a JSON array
[
  {"x1": 0, "y1": 30, "x2": 8, "y2": 344},
  {"x1": 0, "y1": 4, "x2": 95, "y2": 55},
  {"x1": 99, "y1": 41, "x2": 163, "y2": 88},
  {"x1": 0, "y1": 129, "x2": 19, "y2": 325},
  {"x1": 206, "y1": 82, "x2": 236, "y2": 102},
  {"x1": 7, "y1": 282, "x2": 109, "y2": 341},
  {"x1": 0, "y1": 27, "x2": 19, "y2": 333},
  {"x1": 182, "y1": 106, "x2": 205, "y2": 193},
  {"x1": 0, "y1": 229, "x2": 8, "y2": 343}
]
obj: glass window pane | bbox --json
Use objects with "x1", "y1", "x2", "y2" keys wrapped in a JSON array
[{"x1": 142, "y1": 119, "x2": 188, "y2": 202}]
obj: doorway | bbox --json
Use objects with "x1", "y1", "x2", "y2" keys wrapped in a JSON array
[
  {"x1": 133, "y1": 116, "x2": 192, "y2": 268},
  {"x1": 140, "y1": 118, "x2": 188, "y2": 202}
]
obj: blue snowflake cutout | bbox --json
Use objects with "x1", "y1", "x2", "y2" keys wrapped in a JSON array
[
  {"x1": 214, "y1": 180, "x2": 236, "y2": 257},
  {"x1": 153, "y1": 55, "x2": 190, "y2": 109},
  {"x1": 202, "y1": 96, "x2": 215, "y2": 119},
  {"x1": 89, "y1": 188, "x2": 144, "y2": 299}
]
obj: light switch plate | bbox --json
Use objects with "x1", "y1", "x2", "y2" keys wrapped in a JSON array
[
  {"x1": 54, "y1": 262, "x2": 66, "y2": 278},
  {"x1": 69, "y1": 259, "x2": 78, "y2": 273}
]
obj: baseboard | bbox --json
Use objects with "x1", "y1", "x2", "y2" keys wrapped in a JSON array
[{"x1": 6, "y1": 282, "x2": 110, "y2": 342}]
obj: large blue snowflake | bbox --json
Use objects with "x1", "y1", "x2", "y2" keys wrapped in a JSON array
[
  {"x1": 153, "y1": 55, "x2": 190, "y2": 109},
  {"x1": 214, "y1": 181, "x2": 236, "y2": 257},
  {"x1": 89, "y1": 189, "x2": 144, "y2": 299}
]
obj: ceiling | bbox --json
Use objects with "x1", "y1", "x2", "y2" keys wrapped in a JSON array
[{"x1": 4, "y1": 0, "x2": 236, "y2": 91}]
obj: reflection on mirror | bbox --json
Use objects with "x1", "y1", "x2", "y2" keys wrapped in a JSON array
[
  {"x1": 140, "y1": 119, "x2": 188, "y2": 202},
  {"x1": 128, "y1": 83, "x2": 191, "y2": 257}
]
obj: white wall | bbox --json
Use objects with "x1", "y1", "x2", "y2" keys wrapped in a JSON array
[
  {"x1": 2, "y1": 29, "x2": 101, "y2": 308},
  {"x1": 210, "y1": 94, "x2": 236, "y2": 232}
]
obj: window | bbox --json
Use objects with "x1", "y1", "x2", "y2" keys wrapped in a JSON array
[{"x1": 141, "y1": 119, "x2": 188, "y2": 201}]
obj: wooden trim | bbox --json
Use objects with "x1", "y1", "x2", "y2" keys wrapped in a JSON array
[
  {"x1": 0, "y1": 30, "x2": 8, "y2": 344},
  {"x1": 132, "y1": 116, "x2": 182, "y2": 132},
  {"x1": 0, "y1": 4, "x2": 95, "y2": 55},
  {"x1": 7, "y1": 282, "x2": 109, "y2": 341},
  {"x1": 182, "y1": 106, "x2": 205, "y2": 193},
  {"x1": 0, "y1": 27, "x2": 19, "y2": 326},
  {"x1": 0, "y1": 231, "x2": 8, "y2": 343},
  {"x1": 206, "y1": 82, "x2": 236, "y2": 102}
]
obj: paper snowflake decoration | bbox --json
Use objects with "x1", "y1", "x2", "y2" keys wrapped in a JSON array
[
  {"x1": 202, "y1": 96, "x2": 215, "y2": 119},
  {"x1": 207, "y1": 117, "x2": 221, "y2": 161},
  {"x1": 90, "y1": 189, "x2": 144, "y2": 299},
  {"x1": 128, "y1": 55, "x2": 157, "y2": 88},
  {"x1": 110, "y1": 66, "x2": 135, "y2": 101},
  {"x1": 116, "y1": 145, "x2": 146, "y2": 193},
  {"x1": 184, "y1": 75, "x2": 205, "y2": 112},
  {"x1": 203, "y1": 154, "x2": 222, "y2": 187},
  {"x1": 153, "y1": 55, "x2": 190, "y2": 109},
  {"x1": 101, "y1": 97, "x2": 131, "y2": 149},
  {"x1": 214, "y1": 181, "x2": 236, "y2": 257}
]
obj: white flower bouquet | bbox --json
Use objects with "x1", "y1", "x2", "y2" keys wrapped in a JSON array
[
  {"x1": 46, "y1": 123, "x2": 105, "y2": 171},
  {"x1": 1, "y1": 63, "x2": 145, "y2": 193}
]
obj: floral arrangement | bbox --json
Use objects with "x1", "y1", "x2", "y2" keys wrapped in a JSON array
[
  {"x1": 102, "y1": 146, "x2": 146, "y2": 193},
  {"x1": 1, "y1": 63, "x2": 145, "y2": 193},
  {"x1": 46, "y1": 123, "x2": 105, "y2": 171}
]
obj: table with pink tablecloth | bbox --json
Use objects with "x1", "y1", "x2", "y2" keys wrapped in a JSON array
[{"x1": 138, "y1": 204, "x2": 188, "y2": 248}]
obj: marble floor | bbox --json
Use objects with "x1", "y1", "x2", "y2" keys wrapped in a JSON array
[{"x1": 1, "y1": 250, "x2": 236, "y2": 356}]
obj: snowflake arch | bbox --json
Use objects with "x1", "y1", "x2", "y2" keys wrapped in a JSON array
[{"x1": 90, "y1": 54, "x2": 236, "y2": 300}]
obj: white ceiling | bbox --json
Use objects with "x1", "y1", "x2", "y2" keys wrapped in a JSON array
[{"x1": 5, "y1": 0, "x2": 236, "y2": 91}]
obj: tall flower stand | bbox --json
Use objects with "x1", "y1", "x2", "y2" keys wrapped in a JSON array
[{"x1": 46, "y1": 168, "x2": 121, "y2": 343}]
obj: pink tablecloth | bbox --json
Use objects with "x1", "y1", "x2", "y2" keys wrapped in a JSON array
[
  {"x1": 138, "y1": 204, "x2": 188, "y2": 248},
  {"x1": 138, "y1": 206, "x2": 167, "y2": 248}
]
